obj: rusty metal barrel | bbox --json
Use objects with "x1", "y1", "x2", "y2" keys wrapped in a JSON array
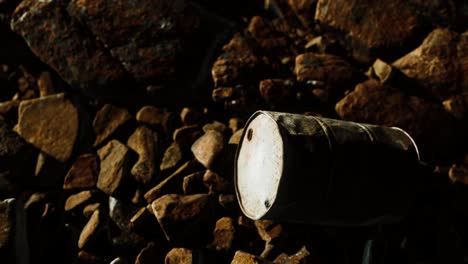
[{"x1": 234, "y1": 111, "x2": 420, "y2": 226}]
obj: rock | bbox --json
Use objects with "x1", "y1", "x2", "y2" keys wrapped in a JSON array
[
  {"x1": 63, "y1": 154, "x2": 99, "y2": 190},
  {"x1": 314, "y1": 0, "x2": 458, "y2": 63},
  {"x1": 136, "y1": 106, "x2": 178, "y2": 132},
  {"x1": 210, "y1": 217, "x2": 236, "y2": 251},
  {"x1": 448, "y1": 164, "x2": 468, "y2": 185},
  {"x1": 151, "y1": 193, "x2": 217, "y2": 246},
  {"x1": 0, "y1": 100, "x2": 19, "y2": 120},
  {"x1": 273, "y1": 246, "x2": 311, "y2": 264},
  {"x1": 165, "y1": 248, "x2": 193, "y2": 264},
  {"x1": 10, "y1": 0, "x2": 127, "y2": 95},
  {"x1": 183, "y1": 171, "x2": 207, "y2": 194},
  {"x1": 203, "y1": 121, "x2": 229, "y2": 134},
  {"x1": 127, "y1": 126, "x2": 160, "y2": 185},
  {"x1": 37, "y1": 71, "x2": 55, "y2": 97},
  {"x1": 255, "y1": 220, "x2": 283, "y2": 243},
  {"x1": 212, "y1": 33, "x2": 261, "y2": 87},
  {"x1": 83, "y1": 203, "x2": 101, "y2": 219},
  {"x1": 191, "y1": 130, "x2": 225, "y2": 169},
  {"x1": 212, "y1": 87, "x2": 236, "y2": 103},
  {"x1": 78, "y1": 209, "x2": 108, "y2": 250},
  {"x1": 64, "y1": 190, "x2": 98, "y2": 212},
  {"x1": 93, "y1": 104, "x2": 132, "y2": 147},
  {"x1": 443, "y1": 94, "x2": 468, "y2": 121},
  {"x1": 97, "y1": 140, "x2": 132, "y2": 197},
  {"x1": 173, "y1": 125, "x2": 203, "y2": 149},
  {"x1": 231, "y1": 251, "x2": 271, "y2": 264},
  {"x1": 229, "y1": 129, "x2": 244, "y2": 145},
  {"x1": 67, "y1": 0, "x2": 198, "y2": 83},
  {"x1": 160, "y1": 142, "x2": 185, "y2": 173},
  {"x1": 393, "y1": 28, "x2": 467, "y2": 100},
  {"x1": 0, "y1": 199, "x2": 28, "y2": 264},
  {"x1": 145, "y1": 161, "x2": 199, "y2": 203},
  {"x1": 203, "y1": 170, "x2": 229, "y2": 193},
  {"x1": 130, "y1": 207, "x2": 166, "y2": 240},
  {"x1": 259, "y1": 79, "x2": 296, "y2": 106},
  {"x1": 78, "y1": 250, "x2": 103, "y2": 263},
  {"x1": 135, "y1": 242, "x2": 166, "y2": 264},
  {"x1": 335, "y1": 79, "x2": 459, "y2": 161},
  {"x1": 247, "y1": 16, "x2": 289, "y2": 52},
  {"x1": 16, "y1": 93, "x2": 78, "y2": 162},
  {"x1": 228, "y1": 118, "x2": 244, "y2": 133},
  {"x1": 108, "y1": 196, "x2": 138, "y2": 231},
  {"x1": 294, "y1": 53, "x2": 359, "y2": 101},
  {"x1": 180, "y1": 107, "x2": 203, "y2": 126}
]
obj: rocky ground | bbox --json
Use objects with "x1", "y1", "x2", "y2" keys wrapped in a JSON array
[{"x1": 0, "y1": 0, "x2": 467, "y2": 263}]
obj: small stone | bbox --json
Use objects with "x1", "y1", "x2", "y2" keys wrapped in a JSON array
[
  {"x1": 448, "y1": 164, "x2": 468, "y2": 185},
  {"x1": 228, "y1": 118, "x2": 244, "y2": 133},
  {"x1": 127, "y1": 126, "x2": 160, "y2": 185},
  {"x1": 63, "y1": 154, "x2": 99, "y2": 190},
  {"x1": 17, "y1": 93, "x2": 78, "y2": 162},
  {"x1": 37, "y1": 71, "x2": 55, "y2": 97},
  {"x1": 183, "y1": 171, "x2": 207, "y2": 194},
  {"x1": 83, "y1": 203, "x2": 101, "y2": 219},
  {"x1": 160, "y1": 142, "x2": 185, "y2": 173},
  {"x1": 372, "y1": 59, "x2": 395, "y2": 84},
  {"x1": 210, "y1": 217, "x2": 236, "y2": 251},
  {"x1": 173, "y1": 125, "x2": 203, "y2": 149},
  {"x1": 165, "y1": 248, "x2": 193, "y2": 264},
  {"x1": 136, "y1": 106, "x2": 177, "y2": 131},
  {"x1": 255, "y1": 220, "x2": 283, "y2": 243},
  {"x1": 78, "y1": 250, "x2": 103, "y2": 263},
  {"x1": 231, "y1": 251, "x2": 271, "y2": 264},
  {"x1": 273, "y1": 246, "x2": 311, "y2": 264},
  {"x1": 203, "y1": 121, "x2": 229, "y2": 134},
  {"x1": 229, "y1": 129, "x2": 244, "y2": 145},
  {"x1": 93, "y1": 104, "x2": 132, "y2": 147},
  {"x1": 135, "y1": 242, "x2": 165, "y2": 264},
  {"x1": 151, "y1": 193, "x2": 217, "y2": 246},
  {"x1": 64, "y1": 190, "x2": 97, "y2": 212},
  {"x1": 145, "y1": 161, "x2": 199, "y2": 203},
  {"x1": 97, "y1": 140, "x2": 132, "y2": 196},
  {"x1": 191, "y1": 131, "x2": 225, "y2": 169},
  {"x1": 180, "y1": 107, "x2": 203, "y2": 126},
  {"x1": 78, "y1": 210, "x2": 108, "y2": 250},
  {"x1": 203, "y1": 170, "x2": 229, "y2": 193}
]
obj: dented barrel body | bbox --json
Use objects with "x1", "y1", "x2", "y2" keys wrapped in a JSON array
[{"x1": 235, "y1": 111, "x2": 420, "y2": 226}]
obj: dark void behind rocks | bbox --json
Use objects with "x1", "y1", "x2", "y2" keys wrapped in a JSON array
[{"x1": 0, "y1": 0, "x2": 467, "y2": 263}]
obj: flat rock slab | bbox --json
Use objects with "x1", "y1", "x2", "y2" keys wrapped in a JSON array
[
  {"x1": 10, "y1": 0, "x2": 126, "y2": 94},
  {"x1": 393, "y1": 28, "x2": 468, "y2": 100},
  {"x1": 97, "y1": 140, "x2": 132, "y2": 196},
  {"x1": 63, "y1": 154, "x2": 99, "y2": 190},
  {"x1": 127, "y1": 126, "x2": 160, "y2": 185},
  {"x1": 93, "y1": 104, "x2": 132, "y2": 147},
  {"x1": 165, "y1": 248, "x2": 193, "y2": 264},
  {"x1": 17, "y1": 93, "x2": 78, "y2": 162}
]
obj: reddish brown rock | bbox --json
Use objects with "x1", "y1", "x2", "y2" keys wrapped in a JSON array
[
  {"x1": 273, "y1": 246, "x2": 311, "y2": 264},
  {"x1": 255, "y1": 220, "x2": 283, "y2": 243},
  {"x1": 93, "y1": 104, "x2": 132, "y2": 147},
  {"x1": 136, "y1": 106, "x2": 177, "y2": 130},
  {"x1": 182, "y1": 171, "x2": 207, "y2": 194},
  {"x1": 228, "y1": 118, "x2": 244, "y2": 134},
  {"x1": 63, "y1": 154, "x2": 99, "y2": 190},
  {"x1": 314, "y1": 0, "x2": 454, "y2": 62},
  {"x1": 191, "y1": 130, "x2": 225, "y2": 169},
  {"x1": 210, "y1": 217, "x2": 236, "y2": 251},
  {"x1": 64, "y1": 190, "x2": 97, "y2": 212},
  {"x1": 229, "y1": 129, "x2": 244, "y2": 145},
  {"x1": 127, "y1": 126, "x2": 160, "y2": 185},
  {"x1": 17, "y1": 93, "x2": 78, "y2": 162},
  {"x1": 173, "y1": 125, "x2": 203, "y2": 149},
  {"x1": 97, "y1": 140, "x2": 132, "y2": 196},
  {"x1": 294, "y1": 53, "x2": 358, "y2": 101},
  {"x1": 203, "y1": 121, "x2": 229, "y2": 135},
  {"x1": 212, "y1": 87, "x2": 237, "y2": 103},
  {"x1": 165, "y1": 248, "x2": 193, "y2": 264},
  {"x1": 151, "y1": 193, "x2": 217, "y2": 246},
  {"x1": 10, "y1": 0, "x2": 126, "y2": 94},
  {"x1": 67, "y1": 0, "x2": 198, "y2": 83},
  {"x1": 231, "y1": 251, "x2": 271, "y2": 264},
  {"x1": 393, "y1": 28, "x2": 467, "y2": 99},
  {"x1": 247, "y1": 16, "x2": 288, "y2": 52},
  {"x1": 335, "y1": 79, "x2": 459, "y2": 161},
  {"x1": 83, "y1": 203, "x2": 101, "y2": 219},
  {"x1": 203, "y1": 170, "x2": 229, "y2": 194},
  {"x1": 78, "y1": 209, "x2": 108, "y2": 250},
  {"x1": 160, "y1": 142, "x2": 185, "y2": 173}
]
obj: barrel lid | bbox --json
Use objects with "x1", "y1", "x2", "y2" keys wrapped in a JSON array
[{"x1": 235, "y1": 111, "x2": 284, "y2": 220}]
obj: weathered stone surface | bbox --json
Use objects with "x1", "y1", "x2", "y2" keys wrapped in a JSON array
[
  {"x1": 273, "y1": 246, "x2": 311, "y2": 264},
  {"x1": 335, "y1": 79, "x2": 459, "y2": 161},
  {"x1": 145, "y1": 161, "x2": 198, "y2": 203},
  {"x1": 182, "y1": 171, "x2": 207, "y2": 194},
  {"x1": 67, "y1": 0, "x2": 198, "y2": 83},
  {"x1": 314, "y1": 0, "x2": 454, "y2": 62},
  {"x1": 63, "y1": 154, "x2": 98, "y2": 190},
  {"x1": 231, "y1": 251, "x2": 271, "y2": 264},
  {"x1": 78, "y1": 209, "x2": 108, "y2": 250},
  {"x1": 191, "y1": 130, "x2": 225, "y2": 169},
  {"x1": 127, "y1": 126, "x2": 160, "y2": 185},
  {"x1": 393, "y1": 28, "x2": 467, "y2": 100},
  {"x1": 16, "y1": 93, "x2": 78, "y2": 162},
  {"x1": 97, "y1": 140, "x2": 132, "y2": 196},
  {"x1": 11, "y1": 0, "x2": 126, "y2": 94},
  {"x1": 151, "y1": 193, "x2": 217, "y2": 246},
  {"x1": 210, "y1": 217, "x2": 236, "y2": 251},
  {"x1": 160, "y1": 142, "x2": 185, "y2": 173},
  {"x1": 64, "y1": 190, "x2": 97, "y2": 212},
  {"x1": 165, "y1": 248, "x2": 193, "y2": 264},
  {"x1": 212, "y1": 33, "x2": 261, "y2": 87},
  {"x1": 295, "y1": 53, "x2": 359, "y2": 101},
  {"x1": 93, "y1": 104, "x2": 132, "y2": 147},
  {"x1": 203, "y1": 170, "x2": 229, "y2": 194}
]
